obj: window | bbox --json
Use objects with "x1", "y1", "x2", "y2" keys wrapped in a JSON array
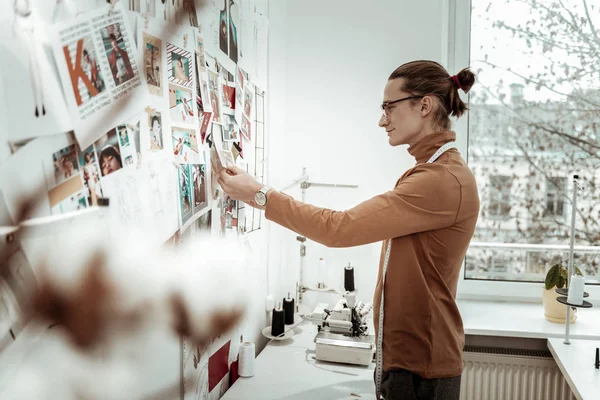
[
  {"x1": 544, "y1": 177, "x2": 566, "y2": 218},
  {"x1": 488, "y1": 175, "x2": 511, "y2": 217},
  {"x1": 461, "y1": 0, "x2": 600, "y2": 289}
]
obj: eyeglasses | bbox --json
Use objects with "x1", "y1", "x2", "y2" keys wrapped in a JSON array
[{"x1": 381, "y1": 95, "x2": 423, "y2": 116}]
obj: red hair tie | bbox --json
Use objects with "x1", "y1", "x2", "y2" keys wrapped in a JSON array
[{"x1": 451, "y1": 75, "x2": 462, "y2": 90}]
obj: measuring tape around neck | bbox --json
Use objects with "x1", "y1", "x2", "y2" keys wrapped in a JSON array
[{"x1": 374, "y1": 141, "x2": 457, "y2": 399}]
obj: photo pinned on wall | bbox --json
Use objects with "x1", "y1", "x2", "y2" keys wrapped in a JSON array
[
  {"x1": 94, "y1": 123, "x2": 139, "y2": 177},
  {"x1": 228, "y1": 0, "x2": 239, "y2": 64},
  {"x1": 191, "y1": 163, "x2": 208, "y2": 215},
  {"x1": 52, "y1": 144, "x2": 81, "y2": 186},
  {"x1": 196, "y1": 209, "x2": 212, "y2": 233},
  {"x1": 219, "y1": 194, "x2": 241, "y2": 233},
  {"x1": 95, "y1": 129, "x2": 124, "y2": 177},
  {"x1": 206, "y1": 69, "x2": 223, "y2": 124},
  {"x1": 222, "y1": 115, "x2": 239, "y2": 142},
  {"x1": 172, "y1": 127, "x2": 200, "y2": 164},
  {"x1": 143, "y1": 32, "x2": 162, "y2": 96},
  {"x1": 167, "y1": 43, "x2": 193, "y2": 88},
  {"x1": 79, "y1": 144, "x2": 103, "y2": 207},
  {"x1": 63, "y1": 35, "x2": 107, "y2": 108},
  {"x1": 198, "y1": 73, "x2": 212, "y2": 113},
  {"x1": 242, "y1": 83, "x2": 254, "y2": 119},
  {"x1": 169, "y1": 84, "x2": 195, "y2": 124},
  {"x1": 178, "y1": 164, "x2": 194, "y2": 228},
  {"x1": 216, "y1": 59, "x2": 234, "y2": 82},
  {"x1": 234, "y1": 66, "x2": 247, "y2": 124},
  {"x1": 240, "y1": 114, "x2": 251, "y2": 141},
  {"x1": 219, "y1": 0, "x2": 228, "y2": 56},
  {"x1": 221, "y1": 81, "x2": 235, "y2": 115},
  {"x1": 199, "y1": 111, "x2": 213, "y2": 144},
  {"x1": 195, "y1": 31, "x2": 207, "y2": 74},
  {"x1": 146, "y1": 107, "x2": 164, "y2": 150},
  {"x1": 220, "y1": 149, "x2": 235, "y2": 169},
  {"x1": 45, "y1": 139, "x2": 88, "y2": 215},
  {"x1": 218, "y1": 0, "x2": 238, "y2": 63},
  {"x1": 101, "y1": 23, "x2": 135, "y2": 87},
  {"x1": 52, "y1": 2, "x2": 147, "y2": 150}
]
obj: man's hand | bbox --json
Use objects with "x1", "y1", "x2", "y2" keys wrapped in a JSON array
[{"x1": 218, "y1": 166, "x2": 264, "y2": 207}]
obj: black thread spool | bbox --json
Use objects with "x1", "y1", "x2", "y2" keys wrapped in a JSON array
[
  {"x1": 344, "y1": 264, "x2": 355, "y2": 292},
  {"x1": 283, "y1": 293, "x2": 295, "y2": 325},
  {"x1": 271, "y1": 303, "x2": 285, "y2": 337}
]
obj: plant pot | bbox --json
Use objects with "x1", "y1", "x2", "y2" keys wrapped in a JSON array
[{"x1": 543, "y1": 288, "x2": 577, "y2": 324}]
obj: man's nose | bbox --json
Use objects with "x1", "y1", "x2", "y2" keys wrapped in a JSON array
[{"x1": 379, "y1": 114, "x2": 388, "y2": 127}]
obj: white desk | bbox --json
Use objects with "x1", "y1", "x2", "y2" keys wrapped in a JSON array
[
  {"x1": 548, "y1": 338, "x2": 600, "y2": 400},
  {"x1": 222, "y1": 322, "x2": 376, "y2": 400}
]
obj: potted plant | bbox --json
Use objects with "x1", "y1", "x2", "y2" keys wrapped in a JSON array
[{"x1": 542, "y1": 263, "x2": 583, "y2": 323}]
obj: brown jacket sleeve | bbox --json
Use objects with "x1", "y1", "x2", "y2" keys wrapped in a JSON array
[{"x1": 265, "y1": 166, "x2": 461, "y2": 247}]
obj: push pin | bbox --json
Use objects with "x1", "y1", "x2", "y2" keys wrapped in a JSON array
[{"x1": 595, "y1": 347, "x2": 599, "y2": 369}]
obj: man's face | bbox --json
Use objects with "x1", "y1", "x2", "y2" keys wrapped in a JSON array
[{"x1": 378, "y1": 78, "x2": 425, "y2": 147}]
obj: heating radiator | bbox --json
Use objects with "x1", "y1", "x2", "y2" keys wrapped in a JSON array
[{"x1": 460, "y1": 346, "x2": 576, "y2": 400}]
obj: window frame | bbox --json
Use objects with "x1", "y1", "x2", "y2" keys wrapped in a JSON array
[{"x1": 447, "y1": 0, "x2": 600, "y2": 303}]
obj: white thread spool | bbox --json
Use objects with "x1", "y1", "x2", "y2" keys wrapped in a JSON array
[
  {"x1": 238, "y1": 341, "x2": 255, "y2": 377},
  {"x1": 567, "y1": 275, "x2": 585, "y2": 305}
]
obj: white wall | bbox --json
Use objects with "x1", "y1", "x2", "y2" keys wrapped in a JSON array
[{"x1": 267, "y1": 0, "x2": 448, "y2": 314}]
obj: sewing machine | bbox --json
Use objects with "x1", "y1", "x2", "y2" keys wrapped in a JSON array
[{"x1": 306, "y1": 291, "x2": 375, "y2": 366}]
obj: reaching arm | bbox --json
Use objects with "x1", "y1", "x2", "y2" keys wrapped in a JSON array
[{"x1": 265, "y1": 167, "x2": 461, "y2": 248}]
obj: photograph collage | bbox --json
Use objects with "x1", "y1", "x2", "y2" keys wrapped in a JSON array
[
  {"x1": 46, "y1": 1, "x2": 264, "y2": 235},
  {"x1": 47, "y1": 117, "x2": 140, "y2": 215}
]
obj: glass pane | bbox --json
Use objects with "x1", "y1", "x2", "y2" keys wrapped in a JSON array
[{"x1": 466, "y1": 0, "x2": 600, "y2": 284}]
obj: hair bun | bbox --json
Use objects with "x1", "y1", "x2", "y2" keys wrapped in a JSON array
[{"x1": 455, "y1": 68, "x2": 475, "y2": 94}]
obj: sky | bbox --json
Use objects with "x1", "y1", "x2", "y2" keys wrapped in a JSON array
[{"x1": 470, "y1": 0, "x2": 600, "y2": 104}]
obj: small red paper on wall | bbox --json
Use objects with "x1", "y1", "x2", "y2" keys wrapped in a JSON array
[
  {"x1": 222, "y1": 85, "x2": 236, "y2": 109},
  {"x1": 209, "y1": 341, "x2": 231, "y2": 393}
]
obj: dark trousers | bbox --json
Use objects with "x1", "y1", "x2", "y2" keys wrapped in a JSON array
[{"x1": 377, "y1": 369, "x2": 461, "y2": 400}]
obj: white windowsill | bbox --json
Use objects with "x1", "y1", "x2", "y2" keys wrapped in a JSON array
[{"x1": 458, "y1": 299, "x2": 600, "y2": 340}]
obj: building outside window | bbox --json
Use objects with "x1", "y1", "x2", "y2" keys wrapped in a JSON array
[{"x1": 465, "y1": 0, "x2": 600, "y2": 285}]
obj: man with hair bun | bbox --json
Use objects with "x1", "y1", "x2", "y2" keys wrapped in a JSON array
[{"x1": 218, "y1": 60, "x2": 480, "y2": 400}]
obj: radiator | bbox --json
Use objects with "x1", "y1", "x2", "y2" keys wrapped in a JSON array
[{"x1": 460, "y1": 346, "x2": 576, "y2": 400}]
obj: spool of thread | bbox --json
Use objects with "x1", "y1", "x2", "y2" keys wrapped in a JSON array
[
  {"x1": 567, "y1": 275, "x2": 585, "y2": 305},
  {"x1": 344, "y1": 264, "x2": 355, "y2": 292},
  {"x1": 238, "y1": 341, "x2": 255, "y2": 377},
  {"x1": 283, "y1": 293, "x2": 295, "y2": 325},
  {"x1": 271, "y1": 303, "x2": 285, "y2": 337}
]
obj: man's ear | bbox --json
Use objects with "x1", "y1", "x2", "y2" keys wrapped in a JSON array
[{"x1": 420, "y1": 96, "x2": 434, "y2": 117}]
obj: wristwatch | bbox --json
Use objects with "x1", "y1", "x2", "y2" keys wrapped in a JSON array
[{"x1": 254, "y1": 185, "x2": 272, "y2": 207}]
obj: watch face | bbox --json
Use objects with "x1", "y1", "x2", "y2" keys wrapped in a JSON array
[{"x1": 255, "y1": 191, "x2": 266, "y2": 206}]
